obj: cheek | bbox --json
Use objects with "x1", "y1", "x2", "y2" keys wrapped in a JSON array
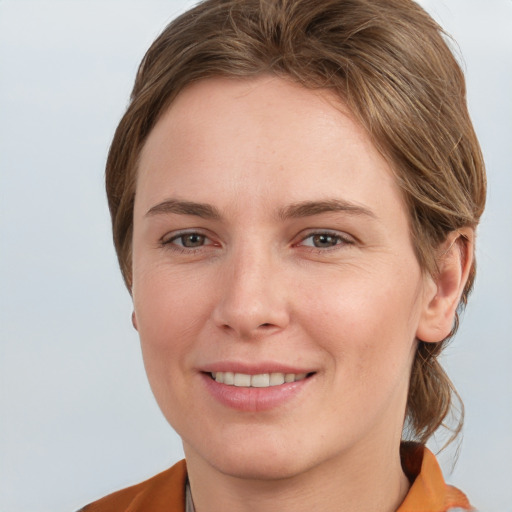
[
  {"x1": 134, "y1": 264, "x2": 211, "y2": 337},
  {"x1": 132, "y1": 268, "x2": 212, "y2": 394},
  {"x1": 132, "y1": 271, "x2": 207, "y2": 419},
  {"x1": 298, "y1": 264, "x2": 422, "y2": 376}
]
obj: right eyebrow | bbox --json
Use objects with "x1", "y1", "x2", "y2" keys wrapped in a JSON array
[
  {"x1": 145, "y1": 199, "x2": 222, "y2": 220},
  {"x1": 277, "y1": 199, "x2": 376, "y2": 221}
]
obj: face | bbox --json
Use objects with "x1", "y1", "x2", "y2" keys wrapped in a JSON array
[{"x1": 132, "y1": 76, "x2": 432, "y2": 480}]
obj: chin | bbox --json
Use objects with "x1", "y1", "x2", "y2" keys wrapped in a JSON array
[
  {"x1": 212, "y1": 451, "x2": 309, "y2": 481},
  {"x1": 184, "y1": 431, "x2": 320, "y2": 482}
]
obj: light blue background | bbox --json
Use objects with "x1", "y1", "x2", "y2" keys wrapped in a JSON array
[{"x1": 1, "y1": 1, "x2": 511, "y2": 510}]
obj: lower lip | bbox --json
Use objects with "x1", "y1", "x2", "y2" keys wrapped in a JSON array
[{"x1": 201, "y1": 373, "x2": 312, "y2": 412}]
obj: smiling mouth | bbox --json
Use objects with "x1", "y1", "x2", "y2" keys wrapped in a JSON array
[{"x1": 209, "y1": 372, "x2": 313, "y2": 388}]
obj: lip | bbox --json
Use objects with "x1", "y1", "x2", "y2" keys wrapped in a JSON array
[
  {"x1": 200, "y1": 361, "x2": 313, "y2": 375},
  {"x1": 199, "y1": 361, "x2": 315, "y2": 412}
]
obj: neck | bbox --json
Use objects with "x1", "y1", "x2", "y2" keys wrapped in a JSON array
[{"x1": 186, "y1": 439, "x2": 410, "y2": 512}]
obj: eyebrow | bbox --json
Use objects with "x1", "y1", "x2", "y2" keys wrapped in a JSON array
[
  {"x1": 277, "y1": 199, "x2": 376, "y2": 220},
  {"x1": 145, "y1": 199, "x2": 222, "y2": 220},
  {"x1": 145, "y1": 198, "x2": 376, "y2": 221}
]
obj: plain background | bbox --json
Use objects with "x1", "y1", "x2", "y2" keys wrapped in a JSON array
[{"x1": 0, "y1": 1, "x2": 511, "y2": 511}]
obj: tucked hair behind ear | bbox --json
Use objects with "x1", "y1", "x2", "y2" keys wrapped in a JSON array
[{"x1": 106, "y1": 0, "x2": 486, "y2": 445}]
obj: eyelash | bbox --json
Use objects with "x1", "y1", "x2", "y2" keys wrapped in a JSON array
[
  {"x1": 161, "y1": 231, "x2": 216, "y2": 253},
  {"x1": 296, "y1": 231, "x2": 354, "y2": 251},
  {"x1": 160, "y1": 229, "x2": 355, "y2": 254}
]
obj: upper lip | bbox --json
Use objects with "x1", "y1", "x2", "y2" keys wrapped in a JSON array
[{"x1": 200, "y1": 361, "x2": 315, "y2": 375}]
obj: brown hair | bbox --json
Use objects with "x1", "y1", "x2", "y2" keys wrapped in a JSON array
[{"x1": 106, "y1": 0, "x2": 486, "y2": 444}]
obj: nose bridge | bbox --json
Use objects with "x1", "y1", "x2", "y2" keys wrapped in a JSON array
[{"x1": 212, "y1": 239, "x2": 289, "y2": 337}]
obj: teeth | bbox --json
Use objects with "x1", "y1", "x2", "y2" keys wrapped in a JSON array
[
  {"x1": 234, "y1": 373, "x2": 251, "y2": 387},
  {"x1": 269, "y1": 372, "x2": 285, "y2": 386},
  {"x1": 211, "y1": 372, "x2": 309, "y2": 387},
  {"x1": 251, "y1": 374, "x2": 270, "y2": 388}
]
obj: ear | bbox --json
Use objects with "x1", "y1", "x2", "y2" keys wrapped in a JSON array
[
  {"x1": 416, "y1": 228, "x2": 474, "y2": 343},
  {"x1": 131, "y1": 310, "x2": 139, "y2": 331}
]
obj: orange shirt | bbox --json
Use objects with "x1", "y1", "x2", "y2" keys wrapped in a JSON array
[{"x1": 78, "y1": 444, "x2": 472, "y2": 512}]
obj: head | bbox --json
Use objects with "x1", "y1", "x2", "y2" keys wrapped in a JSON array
[{"x1": 106, "y1": 0, "x2": 486, "y2": 447}]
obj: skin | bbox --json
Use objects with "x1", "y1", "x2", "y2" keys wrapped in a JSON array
[{"x1": 131, "y1": 76, "x2": 471, "y2": 512}]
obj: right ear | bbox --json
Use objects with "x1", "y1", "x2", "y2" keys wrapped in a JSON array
[{"x1": 131, "y1": 311, "x2": 139, "y2": 331}]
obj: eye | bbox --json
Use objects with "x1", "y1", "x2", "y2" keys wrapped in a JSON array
[
  {"x1": 298, "y1": 231, "x2": 353, "y2": 249},
  {"x1": 174, "y1": 233, "x2": 207, "y2": 248},
  {"x1": 162, "y1": 231, "x2": 213, "y2": 250}
]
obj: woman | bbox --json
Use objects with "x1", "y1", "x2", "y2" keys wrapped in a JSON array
[{"x1": 80, "y1": 0, "x2": 486, "y2": 510}]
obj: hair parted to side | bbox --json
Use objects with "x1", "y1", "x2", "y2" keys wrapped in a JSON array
[{"x1": 106, "y1": 0, "x2": 486, "y2": 445}]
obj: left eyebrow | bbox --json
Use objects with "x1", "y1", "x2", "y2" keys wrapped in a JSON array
[
  {"x1": 277, "y1": 199, "x2": 376, "y2": 220},
  {"x1": 145, "y1": 199, "x2": 222, "y2": 220}
]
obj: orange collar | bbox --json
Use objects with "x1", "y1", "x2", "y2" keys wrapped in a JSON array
[
  {"x1": 397, "y1": 442, "x2": 472, "y2": 512},
  {"x1": 81, "y1": 444, "x2": 472, "y2": 511}
]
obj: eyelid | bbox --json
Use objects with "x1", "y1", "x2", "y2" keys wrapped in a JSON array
[
  {"x1": 160, "y1": 228, "x2": 216, "y2": 247},
  {"x1": 295, "y1": 229, "x2": 356, "y2": 248},
  {"x1": 159, "y1": 228, "x2": 355, "y2": 250}
]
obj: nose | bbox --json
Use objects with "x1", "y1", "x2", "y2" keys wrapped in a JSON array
[{"x1": 211, "y1": 245, "x2": 290, "y2": 339}]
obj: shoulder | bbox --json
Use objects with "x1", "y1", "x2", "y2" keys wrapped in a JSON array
[{"x1": 77, "y1": 459, "x2": 187, "y2": 512}]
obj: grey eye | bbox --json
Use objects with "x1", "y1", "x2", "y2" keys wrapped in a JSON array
[
  {"x1": 311, "y1": 234, "x2": 339, "y2": 247},
  {"x1": 301, "y1": 233, "x2": 344, "y2": 248},
  {"x1": 179, "y1": 233, "x2": 206, "y2": 247}
]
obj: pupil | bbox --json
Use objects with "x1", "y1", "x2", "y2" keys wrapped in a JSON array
[
  {"x1": 314, "y1": 234, "x2": 336, "y2": 247},
  {"x1": 184, "y1": 234, "x2": 204, "y2": 247}
]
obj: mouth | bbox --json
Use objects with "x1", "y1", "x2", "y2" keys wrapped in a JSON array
[
  {"x1": 209, "y1": 371, "x2": 313, "y2": 388},
  {"x1": 202, "y1": 367, "x2": 315, "y2": 411}
]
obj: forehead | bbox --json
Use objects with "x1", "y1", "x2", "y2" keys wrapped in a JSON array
[
  {"x1": 139, "y1": 76, "x2": 356, "y2": 171},
  {"x1": 136, "y1": 76, "x2": 405, "y2": 222}
]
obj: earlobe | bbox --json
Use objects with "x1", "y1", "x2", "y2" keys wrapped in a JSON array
[
  {"x1": 132, "y1": 311, "x2": 139, "y2": 331},
  {"x1": 416, "y1": 228, "x2": 474, "y2": 343}
]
